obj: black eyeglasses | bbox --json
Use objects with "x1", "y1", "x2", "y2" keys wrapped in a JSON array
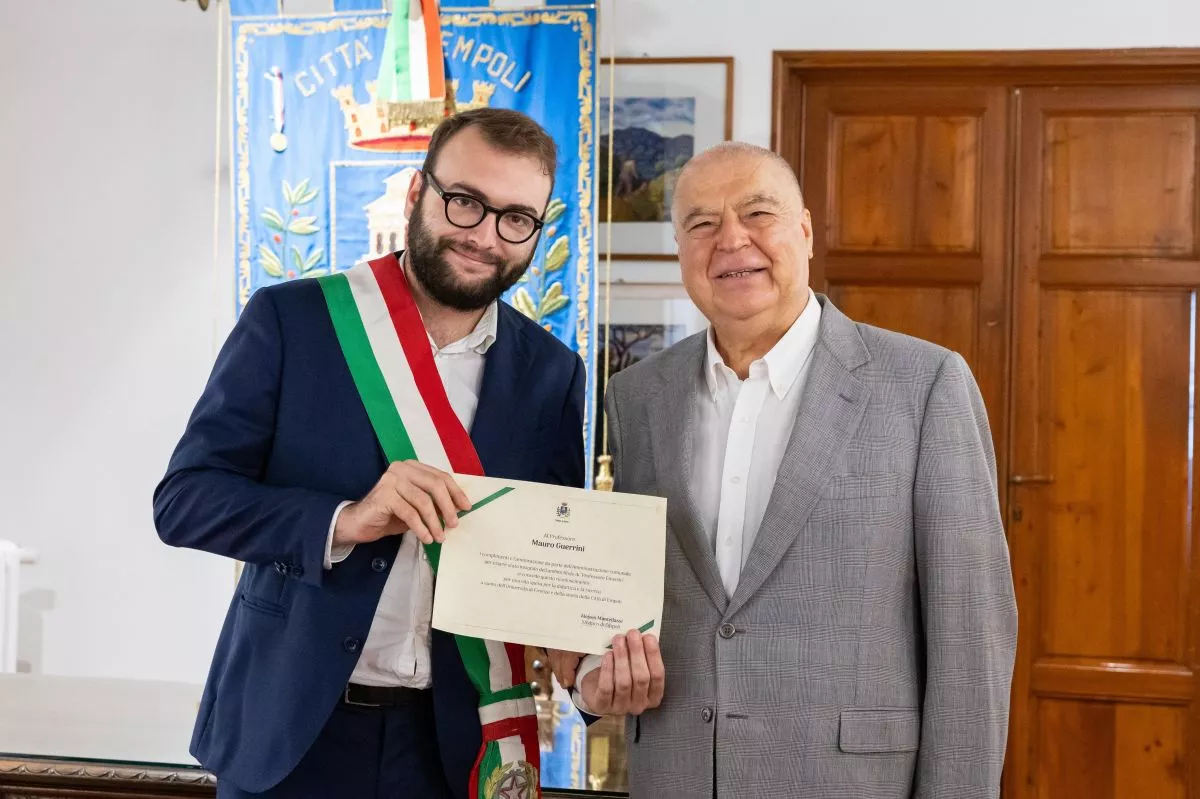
[{"x1": 422, "y1": 171, "x2": 545, "y2": 245}]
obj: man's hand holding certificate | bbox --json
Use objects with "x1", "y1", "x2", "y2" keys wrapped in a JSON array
[{"x1": 430, "y1": 474, "x2": 667, "y2": 657}]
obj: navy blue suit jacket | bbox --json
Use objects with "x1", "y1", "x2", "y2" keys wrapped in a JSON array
[{"x1": 153, "y1": 273, "x2": 586, "y2": 794}]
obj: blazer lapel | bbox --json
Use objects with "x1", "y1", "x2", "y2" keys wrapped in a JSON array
[
  {"x1": 470, "y1": 304, "x2": 534, "y2": 466},
  {"x1": 646, "y1": 336, "x2": 729, "y2": 614},
  {"x1": 725, "y1": 297, "x2": 871, "y2": 618}
]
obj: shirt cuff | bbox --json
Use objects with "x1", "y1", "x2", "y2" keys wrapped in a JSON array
[
  {"x1": 324, "y1": 500, "x2": 355, "y2": 570},
  {"x1": 568, "y1": 654, "x2": 605, "y2": 716}
]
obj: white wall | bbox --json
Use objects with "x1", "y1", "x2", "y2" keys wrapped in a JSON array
[
  {"x1": 2, "y1": 0, "x2": 1199, "y2": 683},
  {"x1": 0, "y1": 0, "x2": 232, "y2": 683}
]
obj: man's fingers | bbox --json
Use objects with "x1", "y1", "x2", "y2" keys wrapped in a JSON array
[
  {"x1": 445, "y1": 474, "x2": 473, "y2": 512},
  {"x1": 406, "y1": 462, "x2": 473, "y2": 515},
  {"x1": 549, "y1": 650, "x2": 582, "y2": 689},
  {"x1": 381, "y1": 492, "x2": 433, "y2": 544},
  {"x1": 595, "y1": 652, "x2": 615, "y2": 714},
  {"x1": 644, "y1": 634, "x2": 666, "y2": 708},
  {"x1": 390, "y1": 500, "x2": 433, "y2": 544},
  {"x1": 417, "y1": 474, "x2": 462, "y2": 531},
  {"x1": 611, "y1": 635, "x2": 632, "y2": 715},
  {"x1": 626, "y1": 630, "x2": 651, "y2": 714},
  {"x1": 396, "y1": 481, "x2": 445, "y2": 543}
]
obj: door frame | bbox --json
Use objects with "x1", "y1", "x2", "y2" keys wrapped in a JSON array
[
  {"x1": 773, "y1": 48, "x2": 1200, "y2": 190},
  {"x1": 773, "y1": 48, "x2": 1200, "y2": 171},
  {"x1": 771, "y1": 47, "x2": 1200, "y2": 799}
]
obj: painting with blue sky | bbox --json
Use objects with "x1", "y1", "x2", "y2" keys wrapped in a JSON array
[{"x1": 599, "y1": 97, "x2": 696, "y2": 222}]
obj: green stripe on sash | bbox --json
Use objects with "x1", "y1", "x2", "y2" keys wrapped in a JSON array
[{"x1": 318, "y1": 273, "x2": 418, "y2": 463}]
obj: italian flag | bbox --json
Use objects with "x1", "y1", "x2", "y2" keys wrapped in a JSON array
[
  {"x1": 318, "y1": 255, "x2": 540, "y2": 799},
  {"x1": 376, "y1": 0, "x2": 447, "y2": 103}
]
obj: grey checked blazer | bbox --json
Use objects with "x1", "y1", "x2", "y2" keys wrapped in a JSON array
[{"x1": 605, "y1": 295, "x2": 1017, "y2": 799}]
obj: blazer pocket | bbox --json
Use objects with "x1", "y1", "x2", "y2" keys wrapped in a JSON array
[
  {"x1": 838, "y1": 708, "x2": 920, "y2": 754},
  {"x1": 239, "y1": 593, "x2": 287, "y2": 619}
]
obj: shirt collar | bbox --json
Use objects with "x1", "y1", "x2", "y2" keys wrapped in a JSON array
[
  {"x1": 704, "y1": 289, "x2": 822, "y2": 400},
  {"x1": 429, "y1": 300, "x2": 498, "y2": 355}
]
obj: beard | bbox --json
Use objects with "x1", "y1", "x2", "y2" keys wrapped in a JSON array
[{"x1": 405, "y1": 194, "x2": 534, "y2": 311}]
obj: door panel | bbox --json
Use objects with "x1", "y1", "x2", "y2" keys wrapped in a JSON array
[
  {"x1": 832, "y1": 286, "x2": 977, "y2": 363},
  {"x1": 803, "y1": 84, "x2": 1010, "y2": 506},
  {"x1": 1038, "y1": 290, "x2": 1190, "y2": 663},
  {"x1": 829, "y1": 113, "x2": 981, "y2": 252},
  {"x1": 1044, "y1": 114, "x2": 1196, "y2": 256},
  {"x1": 1009, "y1": 84, "x2": 1200, "y2": 799},
  {"x1": 1035, "y1": 700, "x2": 1187, "y2": 799}
]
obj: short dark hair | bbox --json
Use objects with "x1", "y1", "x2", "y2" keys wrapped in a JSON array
[{"x1": 423, "y1": 108, "x2": 558, "y2": 188}]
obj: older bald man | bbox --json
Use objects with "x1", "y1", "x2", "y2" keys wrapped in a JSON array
[{"x1": 552, "y1": 142, "x2": 1016, "y2": 799}]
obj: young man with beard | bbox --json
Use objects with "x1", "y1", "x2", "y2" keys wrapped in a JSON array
[{"x1": 154, "y1": 108, "x2": 585, "y2": 799}]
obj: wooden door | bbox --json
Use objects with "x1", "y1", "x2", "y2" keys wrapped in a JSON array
[
  {"x1": 1008, "y1": 84, "x2": 1200, "y2": 799},
  {"x1": 801, "y1": 82, "x2": 1012, "y2": 506}
]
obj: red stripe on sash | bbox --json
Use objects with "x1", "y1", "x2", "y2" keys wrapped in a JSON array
[
  {"x1": 368, "y1": 254, "x2": 484, "y2": 476},
  {"x1": 506, "y1": 642, "x2": 527, "y2": 686}
]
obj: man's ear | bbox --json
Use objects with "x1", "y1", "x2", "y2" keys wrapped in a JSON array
[{"x1": 405, "y1": 171, "x2": 425, "y2": 219}]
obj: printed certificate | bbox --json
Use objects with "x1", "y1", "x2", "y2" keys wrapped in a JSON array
[{"x1": 431, "y1": 474, "x2": 667, "y2": 655}]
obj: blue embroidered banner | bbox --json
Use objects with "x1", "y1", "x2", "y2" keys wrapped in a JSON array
[
  {"x1": 539, "y1": 683, "x2": 589, "y2": 790},
  {"x1": 229, "y1": 2, "x2": 598, "y2": 485}
]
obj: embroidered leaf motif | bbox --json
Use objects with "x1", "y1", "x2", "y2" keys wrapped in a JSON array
[
  {"x1": 539, "y1": 282, "x2": 569, "y2": 317},
  {"x1": 543, "y1": 198, "x2": 567, "y2": 225},
  {"x1": 259, "y1": 244, "x2": 284, "y2": 278},
  {"x1": 292, "y1": 179, "x2": 315, "y2": 205},
  {"x1": 544, "y1": 236, "x2": 569, "y2": 273},
  {"x1": 512, "y1": 288, "x2": 537, "y2": 319},
  {"x1": 288, "y1": 216, "x2": 319, "y2": 235},
  {"x1": 261, "y1": 207, "x2": 286, "y2": 232},
  {"x1": 304, "y1": 248, "x2": 325, "y2": 271}
]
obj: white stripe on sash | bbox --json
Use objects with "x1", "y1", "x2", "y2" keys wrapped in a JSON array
[
  {"x1": 486, "y1": 640, "x2": 513, "y2": 693},
  {"x1": 498, "y1": 735, "x2": 527, "y2": 769},
  {"x1": 479, "y1": 696, "x2": 534, "y2": 726},
  {"x1": 344, "y1": 263, "x2": 451, "y2": 471}
]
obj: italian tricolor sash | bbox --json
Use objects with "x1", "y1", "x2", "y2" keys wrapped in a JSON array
[{"x1": 318, "y1": 254, "x2": 540, "y2": 799}]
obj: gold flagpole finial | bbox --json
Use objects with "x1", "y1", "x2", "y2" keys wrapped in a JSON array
[{"x1": 594, "y1": 454, "x2": 614, "y2": 492}]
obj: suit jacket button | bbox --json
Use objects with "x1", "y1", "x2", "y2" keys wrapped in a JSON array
[
  {"x1": 343, "y1": 637, "x2": 361, "y2": 654},
  {"x1": 701, "y1": 707, "x2": 714, "y2": 723},
  {"x1": 371, "y1": 557, "x2": 389, "y2": 572},
  {"x1": 719, "y1": 622, "x2": 736, "y2": 639},
  {"x1": 291, "y1": 565, "x2": 304, "y2": 579}
]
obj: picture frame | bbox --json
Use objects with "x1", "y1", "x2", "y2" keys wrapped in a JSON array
[
  {"x1": 597, "y1": 57, "x2": 735, "y2": 261},
  {"x1": 591, "y1": 283, "x2": 708, "y2": 461}
]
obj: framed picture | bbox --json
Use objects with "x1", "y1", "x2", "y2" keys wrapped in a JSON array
[
  {"x1": 591, "y1": 284, "x2": 708, "y2": 460},
  {"x1": 598, "y1": 57, "x2": 734, "y2": 261}
]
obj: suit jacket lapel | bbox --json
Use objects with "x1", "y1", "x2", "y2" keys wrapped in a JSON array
[
  {"x1": 646, "y1": 335, "x2": 729, "y2": 614},
  {"x1": 470, "y1": 304, "x2": 534, "y2": 467},
  {"x1": 725, "y1": 297, "x2": 871, "y2": 618}
]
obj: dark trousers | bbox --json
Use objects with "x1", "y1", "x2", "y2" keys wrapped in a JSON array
[{"x1": 217, "y1": 690, "x2": 455, "y2": 799}]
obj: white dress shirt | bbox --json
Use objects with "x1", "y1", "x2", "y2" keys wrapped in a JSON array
[
  {"x1": 324, "y1": 301, "x2": 499, "y2": 689},
  {"x1": 572, "y1": 290, "x2": 822, "y2": 711}
]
